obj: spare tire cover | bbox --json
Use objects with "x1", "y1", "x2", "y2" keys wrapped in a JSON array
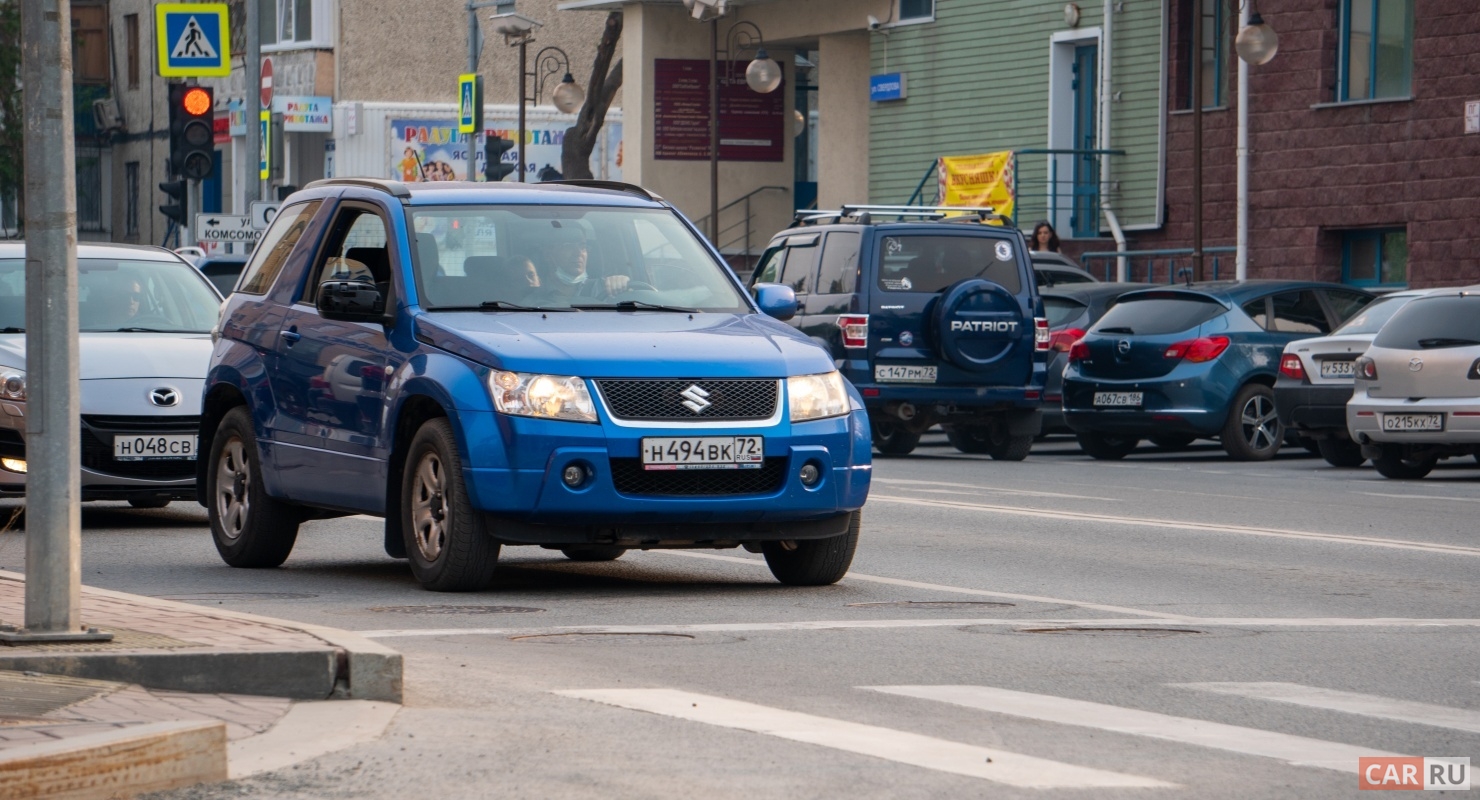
[{"x1": 932, "y1": 278, "x2": 1027, "y2": 371}]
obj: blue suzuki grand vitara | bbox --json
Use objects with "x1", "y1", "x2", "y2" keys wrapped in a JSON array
[{"x1": 199, "y1": 179, "x2": 870, "y2": 591}]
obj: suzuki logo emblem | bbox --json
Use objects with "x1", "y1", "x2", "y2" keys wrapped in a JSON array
[
  {"x1": 680, "y1": 384, "x2": 712, "y2": 414},
  {"x1": 149, "y1": 387, "x2": 180, "y2": 407},
  {"x1": 1117, "y1": 339, "x2": 1132, "y2": 355},
  {"x1": 1409, "y1": 357, "x2": 1424, "y2": 372}
]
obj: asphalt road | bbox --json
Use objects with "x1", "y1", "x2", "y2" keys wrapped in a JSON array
[{"x1": 5, "y1": 434, "x2": 1478, "y2": 798}]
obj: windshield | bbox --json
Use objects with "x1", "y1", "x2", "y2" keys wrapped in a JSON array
[
  {"x1": 876, "y1": 234, "x2": 1023, "y2": 294},
  {"x1": 0, "y1": 258, "x2": 221, "y2": 333},
  {"x1": 1332, "y1": 293, "x2": 1417, "y2": 335},
  {"x1": 410, "y1": 205, "x2": 749, "y2": 312}
]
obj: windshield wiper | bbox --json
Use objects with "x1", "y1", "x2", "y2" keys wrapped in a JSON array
[
  {"x1": 0, "y1": 327, "x2": 22, "y2": 333},
  {"x1": 1417, "y1": 337, "x2": 1480, "y2": 349},
  {"x1": 114, "y1": 327, "x2": 177, "y2": 333},
  {"x1": 573, "y1": 300, "x2": 699, "y2": 313},
  {"x1": 1097, "y1": 326, "x2": 1135, "y2": 334},
  {"x1": 431, "y1": 301, "x2": 577, "y2": 313}
]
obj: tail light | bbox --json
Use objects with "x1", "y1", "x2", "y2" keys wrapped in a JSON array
[
  {"x1": 1049, "y1": 327, "x2": 1087, "y2": 352},
  {"x1": 838, "y1": 315, "x2": 869, "y2": 349},
  {"x1": 1034, "y1": 317, "x2": 1050, "y2": 351},
  {"x1": 1279, "y1": 354, "x2": 1307, "y2": 381},
  {"x1": 1355, "y1": 356, "x2": 1378, "y2": 380},
  {"x1": 1068, "y1": 339, "x2": 1090, "y2": 362},
  {"x1": 1164, "y1": 336, "x2": 1230, "y2": 363}
]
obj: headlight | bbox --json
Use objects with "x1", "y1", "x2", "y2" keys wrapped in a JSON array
[
  {"x1": 0, "y1": 369, "x2": 24, "y2": 402},
  {"x1": 788, "y1": 371, "x2": 849, "y2": 422},
  {"x1": 488, "y1": 370, "x2": 597, "y2": 423}
]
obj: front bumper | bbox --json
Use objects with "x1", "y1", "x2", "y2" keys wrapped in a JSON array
[
  {"x1": 1346, "y1": 393, "x2": 1480, "y2": 445},
  {"x1": 1274, "y1": 379, "x2": 1354, "y2": 436},
  {"x1": 0, "y1": 408, "x2": 200, "y2": 501}
]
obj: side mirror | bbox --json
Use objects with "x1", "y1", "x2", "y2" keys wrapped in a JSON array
[
  {"x1": 753, "y1": 283, "x2": 798, "y2": 321},
  {"x1": 317, "y1": 280, "x2": 386, "y2": 321}
]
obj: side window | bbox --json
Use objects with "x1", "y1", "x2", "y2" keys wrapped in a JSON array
[
  {"x1": 752, "y1": 246, "x2": 785, "y2": 285},
  {"x1": 1241, "y1": 297, "x2": 1270, "y2": 329},
  {"x1": 1271, "y1": 291, "x2": 1332, "y2": 334},
  {"x1": 816, "y1": 232, "x2": 861, "y2": 295},
  {"x1": 1323, "y1": 289, "x2": 1373, "y2": 325},
  {"x1": 779, "y1": 244, "x2": 818, "y2": 295},
  {"x1": 237, "y1": 200, "x2": 321, "y2": 295},
  {"x1": 303, "y1": 206, "x2": 391, "y2": 305}
]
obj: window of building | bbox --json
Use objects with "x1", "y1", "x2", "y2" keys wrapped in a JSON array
[
  {"x1": 125, "y1": 162, "x2": 139, "y2": 237},
  {"x1": 70, "y1": 4, "x2": 110, "y2": 84},
  {"x1": 75, "y1": 152, "x2": 103, "y2": 233},
  {"x1": 898, "y1": 0, "x2": 935, "y2": 22},
  {"x1": 1179, "y1": 0, "x2": 1225, "y2": 109},
  {"x1": 260, "y1": 0, "x2": 325, "y2": 49},
  {"x1": 1340, "y1": 0, "x2": 1412, "y2": 101},
  {"x1": 125, "y1": 14, "x2": 139, "y2": 89},
  {"x1": 1342, "y1": 229, "x2": 1407, "y2": 287}
]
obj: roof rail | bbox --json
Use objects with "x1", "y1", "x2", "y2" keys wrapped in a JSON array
[
  {"x1": 543, "y1": 180, "x2": 663, "y2": 202},
  {"x1": 794, "y1": 204, "x2": 1014, "y2": 228},
  {"x1": 302, "y1": 178, "x2": 412, "y2": 200}
]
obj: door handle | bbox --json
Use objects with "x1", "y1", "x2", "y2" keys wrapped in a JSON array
[{"x1": 280, "y1": 329, "x2": 301, "y2": 344}]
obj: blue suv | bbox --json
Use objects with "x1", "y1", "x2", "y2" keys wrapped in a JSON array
[
  {"x1": 752, "y1": 206, "x2": 1048, "y2": 459},
  {"x1": 199, "y1": 179, "x2": 871, "y2": 591}
]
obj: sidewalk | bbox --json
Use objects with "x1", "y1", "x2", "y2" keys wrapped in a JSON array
[{"x1": 0, "y1": 571, "x2": 402, "y2": 798}]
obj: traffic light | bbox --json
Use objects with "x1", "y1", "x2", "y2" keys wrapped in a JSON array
[
  {"x1": 484, "y1": 136, "x2": 516, "y2": 182},
  {"x1": 158, "y1": 179, "x2": 187, "y2": 226},
  {"x1": 168, "y1": 83, "x2": 215, "y2": 181}
]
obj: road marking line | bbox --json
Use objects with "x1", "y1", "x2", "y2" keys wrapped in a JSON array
[
  {"x1": 1361, "y1": 492, "x2": 1480, "y2": 504},
  {"x1": 654, "y1": 550, "x2": 1190, "y2": 619},
  {"x1": 228, "y1": 699, "x2": 398, "y2": 779},
  {"x1": 554, "y1": 688, "x2": 1174, "y2": 789},
  {"x1": 1172, "y1": 682, "x2": 1480, "y2": 734},
  {"x1": 870, "y1": 494, "x2": 1480, "y2": 557},
  {"x1": 865, "y1": 685, "x2": 1405, "y2": 773},
  {"x1": 872, "y1": 478, "x2": 1120, "y2": 502},
  {"x1": 354, "y1": 616, "x2": 1480, "y2": 639}
]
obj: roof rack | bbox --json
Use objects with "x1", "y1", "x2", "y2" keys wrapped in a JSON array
[
  {"x1": 543, "y1": 180, "x2": 664, "y2": 202},
  {"x1": 794, "y1": 204, "x2": 1013, "y2": 227},
  {"x1": 302, "y1": 178, "x2": 412, "y2": 200}
]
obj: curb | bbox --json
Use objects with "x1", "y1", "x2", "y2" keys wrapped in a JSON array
[
  {"x1": 0, "y1": 571, "x2": 402, "y2": 702},
  {"x1": 0, "y1": 720, "x2": 227, "y2": 800}
]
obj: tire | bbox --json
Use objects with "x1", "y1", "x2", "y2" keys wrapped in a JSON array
[
  {"x1": 946, "y1": 423, "x2": 1033, "y2": 461},
  {"x1": 1300, "y1": 436, "x2": 1322, "y2": 455},
  {"x1": 1076, "y1": 431, "x2": 1140, "y2": 460},
  {"x1": 561, "y1": 546, "x2": 627, "y2": 562},
  {"x1": 402, "y1": 418, "x2": 500, "y2": 592},
  {"x1": 1371, "y1": 445, "x2": 1437, "y2": 480},
  {"x1": 1221, "y1": 384, "x2": 1283, "y2": 461},
  {"x1": 762, "y1": 510, "x2": 860, "y2": 586},
  {"x1": 207, "y1": 407, "x2": 300, "y2": 568},
  {"x1": 945, "y1": 425, "x2": 992, "y2": 454},
  {"x1": 1318, "y1": 438, "x2": 1367, "y2": 468},
  {"x1": 871, "y1": 418, "x2": 921, "y2": 457},
  {"x1": 1149, "y1": 434, "x2": 1197, "y2": 451},
  {"x1": 127, "y1": 497, "x2": 171, "y2": 509}
]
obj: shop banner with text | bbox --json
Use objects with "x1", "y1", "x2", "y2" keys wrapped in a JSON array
[{"x1": 937, "y1": 151, "x2": 1016, "y2": 219}]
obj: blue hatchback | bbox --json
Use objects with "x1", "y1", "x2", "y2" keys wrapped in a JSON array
[
  {"x1": 1061, "y1": 281, "x2": 1373, "y2": 460},
  {"x1": 199, "y1": 179, "x2": 871, "y2": 591}
]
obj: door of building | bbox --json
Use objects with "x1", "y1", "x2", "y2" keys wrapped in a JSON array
[{"x1": 1071, "y1": 44, "x2": 1099, "y2": 239}]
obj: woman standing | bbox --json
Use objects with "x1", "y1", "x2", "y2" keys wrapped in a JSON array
[{"x1": 1031, "y1": 221, "x2": 1061, "y2": 253}]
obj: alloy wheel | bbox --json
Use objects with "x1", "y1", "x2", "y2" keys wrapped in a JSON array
[
  {"x1": 215, "y1": 437, "x2": 250, "y2": 541},
  {"x1": 411, "y1": 451, "x2": 449, "y2": 562},
  {"x1": 1240, "y1": 395, "x2": 1279, "y2": 452}
]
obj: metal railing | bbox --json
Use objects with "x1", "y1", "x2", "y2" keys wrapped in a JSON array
[
  {"x1": 1079, "y1": 247, "x2": 1238, "y2": 283},
  {"x1": 693, "y1": 185, "x2": 789, "y2": 263}
]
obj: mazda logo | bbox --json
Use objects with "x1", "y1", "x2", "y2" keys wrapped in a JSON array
[
  {"x1": 1409, "y1": 357, "x2": 1424, "y2": 372},
  {"x1": 679, "y1": 384, "x2": 712, "y2": 414},
  {"x1": 1117, "y1": 339, "x2": 1132, "y2": 355},
  {"x1": 149, "y1": 387, "x2": 180, "y2": 407}
]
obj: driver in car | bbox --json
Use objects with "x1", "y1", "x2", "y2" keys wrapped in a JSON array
[{"x1": 542, "y1": 238, "x2": 631, "y2": 299}]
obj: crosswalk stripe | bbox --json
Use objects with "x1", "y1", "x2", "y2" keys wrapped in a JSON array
[
  {"x1": 554, "y1": 689, "x2": 1175, "y2": 789},
  {"x1": 866, "y1": 685, "x2": 1406, "y2": 773},
  {"x1": 1173, "y1": 682, "x2": 1480, "y2": 734}
]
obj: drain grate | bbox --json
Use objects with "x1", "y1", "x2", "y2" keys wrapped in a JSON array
[
  {"x1": 510, "y1": 632, "x2": 696, "y2": 644},
  {"x1": 370, "y1": 605, "x2": 544, "y2": 615},
  {"x1": 0, "y1": 671, "x2": 123, "y2": 718},
  {"x1": 846, "y1": 601, "x2": 1016, "y2": 609},
  {"x1": 157, "y1": 592, "x2": 319, "y2": 602},
  {"x1": 1018, "y1": 627, "x2": 1204, "y2": 638}
]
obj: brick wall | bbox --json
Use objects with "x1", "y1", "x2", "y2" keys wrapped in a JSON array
[{"x1": 1132, "y1": 0, "x2": 1480, "y2": 288}]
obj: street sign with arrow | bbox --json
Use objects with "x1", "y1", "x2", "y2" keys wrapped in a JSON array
[{"x1": 194, "y1": 214, "x2": 259, "y2": 243}]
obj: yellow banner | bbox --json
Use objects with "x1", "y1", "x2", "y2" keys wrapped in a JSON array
[{"x1": 937, "y1": 151, "x2": 1016, "y2": 220}]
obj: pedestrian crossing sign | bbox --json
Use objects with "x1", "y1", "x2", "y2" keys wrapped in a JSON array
[{"x1": 156, "y1": 4, "x2": 231, "y2": 77}]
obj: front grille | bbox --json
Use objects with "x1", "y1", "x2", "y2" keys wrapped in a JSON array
[
  {"x1": 0, "y1": 429, "x2": 23, "y2": 460},
  {"x1": 609, "y1": 457, "x2": 788, "y2": 497},
  {"x1": 80, "y1": 415, "x2": 201, "y2": 481},
  {"x1": 597, "y1": 379, "x2": 779, "y2": 422}
]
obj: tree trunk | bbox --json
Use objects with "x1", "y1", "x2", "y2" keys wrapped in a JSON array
[{"x1": 560, "y1": 12, "x2": 623, "y2": 181}]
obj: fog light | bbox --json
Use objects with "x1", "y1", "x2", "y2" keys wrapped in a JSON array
[
  {"x1": 799, "y1": 462, "x2": 820, "y2": 486},
  {"x1": 1, "y1": 457, "x2": 25, "y2": 474},
  {"x1": 562, "y1": 464, "x2": 586, "y2": 487}
]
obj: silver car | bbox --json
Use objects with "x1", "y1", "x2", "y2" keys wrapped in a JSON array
[
  {"x1": 0, "y1": 243, "x2": 222, "y2": 506},
  {"x1": 1347, "y1": 286, "x2": 1480, "y2": 479}
]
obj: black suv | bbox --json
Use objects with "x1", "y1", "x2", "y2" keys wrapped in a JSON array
[{"x1": 751, "y1": 205, "x2": 1047, "y2": 459}]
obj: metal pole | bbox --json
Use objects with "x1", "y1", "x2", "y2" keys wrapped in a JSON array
[
  {"x1": 709, "y1": 18, "x2": 720, "y2": 244},
  {"x1": 245, "y1": 0, "x2": 261, "y2": 206},
  {"x1": 467, "y1": 6, "x2": 479, "y2": 182},
  {"x1": 517, "y1": 40, "x2": 528, "y2": 182},
  {"x1": 1235, "y1": 0, "x2": 1250, "y2": 280},
  {"x1": 17, "y1": 0, "x2": 80, "y2": 636},
  {"x1": 1190, "y1": 0, "x2": 1204, "y2": 282}
]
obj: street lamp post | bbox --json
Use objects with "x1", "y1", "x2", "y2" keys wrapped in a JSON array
[{"x1": 491, "y1": 13, "x2": 585, "y2": 183}]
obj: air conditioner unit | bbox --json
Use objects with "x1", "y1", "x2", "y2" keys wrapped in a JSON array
[{"x1": 93, "y1": 98, "x2": 124, "y2": 132}]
